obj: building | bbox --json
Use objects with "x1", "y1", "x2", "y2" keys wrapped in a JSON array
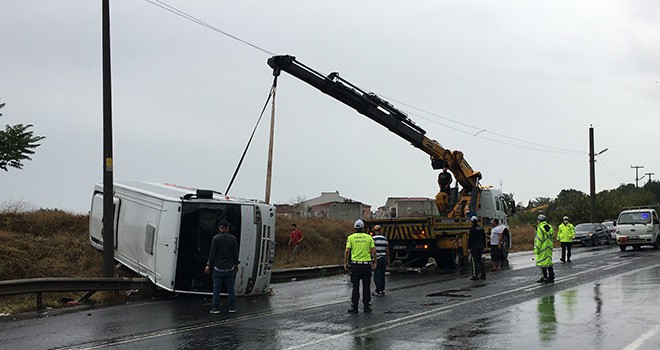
[{"x1": 277, "y1": 191, "x2": 371, "y2": 220}]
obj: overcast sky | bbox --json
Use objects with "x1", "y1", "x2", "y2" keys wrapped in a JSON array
[{"x1": 1, "y1": 0, "x2": 659, "y2": 214}]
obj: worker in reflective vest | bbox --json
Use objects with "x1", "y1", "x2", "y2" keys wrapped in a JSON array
[
  {"x1": 557, "y1": 216, "x2": 575, "y2": 263},
  {"x1": 534, "y1": 214, "x2": 555, "y2": 283}
]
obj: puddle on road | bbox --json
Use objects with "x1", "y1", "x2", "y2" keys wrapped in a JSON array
[
  {"x1": 425, "y1": 284, "x2": 488, "y2": 298},
  {"x1": 383, "y1": 310, "x2": 412, "y2": 314}
]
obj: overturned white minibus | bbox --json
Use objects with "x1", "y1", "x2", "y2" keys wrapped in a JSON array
[{"x1": 89, "y1": 182, "x2": 276, "y2": 296}]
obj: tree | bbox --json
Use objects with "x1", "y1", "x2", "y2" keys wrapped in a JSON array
[{"x1": 0, "y1": 100, "x2": 45, "y2": 171}]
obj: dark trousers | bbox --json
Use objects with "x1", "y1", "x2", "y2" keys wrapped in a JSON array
[
  {"x1": 560, "y1": 242, "x2": 572, "y2": 261},
  {"x1": 350, "y1": 264, "x2": 372, "y2": 307},
  {"x1": 541, "y1": 266, "x2": 555, "y2": 281},
  {"x1": 373, "y1": 257, "x2": 387, "y2": 293},
  {"x1": 471, "y1": 247, "x2": 486, "y2": 278},
  {"x1": 212, "y1": 269, "x2": 236, "y2": 310}
]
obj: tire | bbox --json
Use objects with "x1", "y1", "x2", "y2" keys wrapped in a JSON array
[
  {"x1": 592, "y1": 236, "x2": 599, "y2": 247},
  {"x1": 500, "y1": 238, "x2": 510, "y2": 260},
  {"x1": 619, "y1": 245, "x2": 627, "y2": 251},
  {"x1": 653, "y1": 239, "x2": 660, "y2": 250},
  {"x1": 432, "y1": 250, "x2": 457, "y2": 269}
]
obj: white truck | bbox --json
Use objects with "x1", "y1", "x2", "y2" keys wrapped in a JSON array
[
  {"x1": 89, "y1": 182, "x2": 276, "y2": 295},
  {"x1": 615, "y1": 207, "x2": 660, "y2": 251}
]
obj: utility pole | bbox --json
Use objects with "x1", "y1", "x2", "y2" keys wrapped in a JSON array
[
  {"x1": 645, "y1": 172, "x2": 655, "y2": 184},
  {"x1": 589, "y1": 126, "x2": 596, "y2": 223},
  {"x1": 264, "y1": 72, "x2": 279, "y2": 204},
  {"x1": 631, "y1": 165, "x2": 644, "y2": 188},
  {"x1": 589, "y1": 125, "x2": 607, "y2": 223},
  {"x1": 102, "y1": 0, "x2": 115, "y2": 277}
]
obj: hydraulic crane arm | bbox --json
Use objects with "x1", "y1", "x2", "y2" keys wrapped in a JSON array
[{"x1": 267, "y1": 55, "x2": 482, "y2": 216}]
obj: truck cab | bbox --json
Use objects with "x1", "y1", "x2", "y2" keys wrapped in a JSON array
[{"x1": 615, "y1": 208, "x2": 660, "y2": 251}]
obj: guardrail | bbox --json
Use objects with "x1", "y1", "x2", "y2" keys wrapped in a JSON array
[
  {"x1": 0, "y1": 277, "x2": 153, "y2": 311},
  {"x1": 0, "y1": 267, "x2": 348, "y2": 311},
  {"x1": 271, "y1": 264, "x2": 345, "y2": 283}
]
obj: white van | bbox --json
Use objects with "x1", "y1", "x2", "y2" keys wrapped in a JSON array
[
  {"x1": 89, "y1": 182, "x2": 276, "y2": 296},
  {"x1": 615, "y1": 208, "x2": 660, "y2": 251}
]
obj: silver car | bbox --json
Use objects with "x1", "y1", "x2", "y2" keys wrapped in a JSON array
[{"x1": 602, "y1": 220, "x2": 616, "y2": 240}]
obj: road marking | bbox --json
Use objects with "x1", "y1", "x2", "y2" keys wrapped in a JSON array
[
  {"x1": 285, "y1": 309, "x2": 453, "y2": 350},
  {"x1": 623, "y1": 323, "x2": 660, "y2": 350},
  {"x1": 62, "y1": 257, "x2": 660, "y2": 350}
]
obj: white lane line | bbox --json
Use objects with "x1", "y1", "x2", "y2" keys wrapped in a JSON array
[
  {"x1": 285, "y1": 309, "x2": 453, "y2": 350},
  {"x1": 623, "y1": 323, "x2": 660, "y2": 350},
  {"x1": 65, "y1": 258, "x2": 659, "y2": 350},
  {"x1": 603, "y1": 261, "x2": 632, "y2": 271}
]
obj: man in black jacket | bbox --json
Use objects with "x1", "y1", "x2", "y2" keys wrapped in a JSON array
[
  {"x1": 205, "y1": 220, "x2": 240, "y2": 314},
  {"x1": 467, "y1": 216, "x2": 486, "y2": 280}
]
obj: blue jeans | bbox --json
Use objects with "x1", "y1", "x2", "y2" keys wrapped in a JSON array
[
  {"x1": 212, "y1": 269, "x2": 236, "y2": 310},
  {"x1": 373, "y1": 257, "x2": 387, "y2": 293}
]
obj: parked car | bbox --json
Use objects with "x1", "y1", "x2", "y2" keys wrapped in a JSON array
[
  {"x1": 573, "y1": 223, "x2": 611, "y2": 246},
  {"x1": 602, "y1": 220, "x2": 616, "y2": 241}
]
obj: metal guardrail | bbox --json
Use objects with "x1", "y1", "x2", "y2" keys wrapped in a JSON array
[
  {"x1": 271, "y1": 265, "x2": 345, "y2": 283},
  {"x1": 0, "y1": 277, "x2": 153, "y2": 310},
  {"x1": 0, "y1": 267, "x2": 346, "y2": 311}
]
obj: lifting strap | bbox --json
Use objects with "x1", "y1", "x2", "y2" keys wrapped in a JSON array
[{"x1": 225, "y1": 75, "x2": 278, "y2": 195}]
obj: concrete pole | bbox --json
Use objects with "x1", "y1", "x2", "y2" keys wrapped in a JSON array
[
  {"x1": 589, "y1": 126, "x2": 596, "y2": 223},
  {"x1": 102, "y1": 0, "x2": 115, "y2": 277}
]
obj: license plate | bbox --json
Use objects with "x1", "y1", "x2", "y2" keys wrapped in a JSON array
[
  {"x1": 630, "y1": 236, "x2": 639, "y2": 239},
  {"x1": 392, "y1": 245, "x2": 407, "y2": 250}
]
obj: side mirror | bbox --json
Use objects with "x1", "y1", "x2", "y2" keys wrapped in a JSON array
[
  {"x1": 654, "y1": 219, "x2": 659, "y2": 225},
  {"x1": 613, "y1": 221, "x2": 617, "y2": 226}
]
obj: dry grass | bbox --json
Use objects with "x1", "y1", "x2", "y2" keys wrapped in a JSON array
[
  {"x1": 273, "y1": 217, "x2": 353, "y2": 269},
  {"x1": 0, "y1": 209, "x2": 108, "y2": 314},
  {"x1": 0, "y1": 207, "x2": 545, "y2": 314}
]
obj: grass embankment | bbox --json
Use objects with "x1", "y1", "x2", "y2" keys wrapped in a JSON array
[
  {"x1": 0, "y1": 209, "x2": 538, "y2": 314},
  {"x1": 0, "y1": 209, "x2": 106, "y2": 314}
]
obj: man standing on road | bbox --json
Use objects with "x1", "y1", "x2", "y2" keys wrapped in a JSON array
[
  {"x1": 490, "y1": 218, "x2": 505, "y2": 272},
  {"x1": 557, "y1": 216, "x2": 575, "y2": 263},
  {"x1": 205, "y1": 220, "x2": 240, "y2": 314},
  {"x1": 467, "y1": 216, "x2": 486, "y2": 280},
  {"x1": 371, "y1": 225, "x2": 390, "y2": 296},
  {"x1": 534, "y1": 214, "x2": 555, "y2": 283},
  {"x1": 344, "y1": 219, "x2": 377, "y2": 314},
  {"x1": 288, "y1": 223, "x2": 304, "y2": 258}
]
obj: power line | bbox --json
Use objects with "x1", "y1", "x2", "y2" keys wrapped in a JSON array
[
  {"x1": 144, "y1": 0, "x2": 276, "y2": 56},
  {"x1": 596, "y1": 158, "x2": 626, "y2": 183},
  {"x1": 143, "y1": 1, "x2": 586, "y2": 157},
  {"x1": 375, "y1": 93, "x2": 585, "y2": 155}
]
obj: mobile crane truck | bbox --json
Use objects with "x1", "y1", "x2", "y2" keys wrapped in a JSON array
[{"x1": 267, "y1": 55, "x2": 512, "y2": 269}]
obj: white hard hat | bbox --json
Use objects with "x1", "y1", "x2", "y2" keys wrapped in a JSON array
[
  {"x1": 537, "y1": 214, "x2": 546, "y2": 221},
  {"x1": 563, "y1": 216, "x2": 569, "y2": 220},
  {"x1": 354, "y1": 219, "x2": 365, "y2": 229},
  {"x1": 470, "y1": 216, "x2": 478, "y2": 222}
]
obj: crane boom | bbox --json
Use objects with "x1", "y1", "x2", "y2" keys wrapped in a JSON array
[{"x1": 268, "y1": 55, "x2": 482, "y2": 217}]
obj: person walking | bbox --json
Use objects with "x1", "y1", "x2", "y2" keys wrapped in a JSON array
[
  {"x1": 490, "y1": 218, "x2": 505, "y2": 272},
  {"x1": 205, "y1": 220, "x2": 240, "y2": 314},
  {"x1": 557, "y1": 216, "x2": 575, "y2": 263},
  {"x1": 534, "y1": 214, "x2": 555, "y2": 283},
  {"x1": 344, "y1": 219, "x2": 377, "y2": 313},
  {"x1": 467, "y1": 216, "x2": 486, "y2": 280},
  {"x1": 371, "y1": 225, "x2": 390, "y2": 296},
  {"x1": 288, "y1": 223, "x2": 304, "y2": 258}
]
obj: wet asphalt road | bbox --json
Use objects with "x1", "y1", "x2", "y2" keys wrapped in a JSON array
[{"x1": 2, "y1": 244, "x2": 660, "y2": 350}]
